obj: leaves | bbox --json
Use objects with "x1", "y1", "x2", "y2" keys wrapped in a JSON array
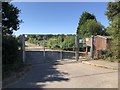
[
  {"x1": 106, "y1": 3, "x2": 120, "y2": 60},
  {"x1": 105, "y1": 2, "x2": 120, "y2": 21},
  {"x1": 2, "y1": 2, "x2": 22, "y2": 35},
  {"x1": 77, "y1": 11, "x2": 105, "y2": 38}
]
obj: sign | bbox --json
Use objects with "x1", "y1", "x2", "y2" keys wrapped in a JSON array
[{"x1": 86, "y1": 38, "x2": 91, "y2": 46}]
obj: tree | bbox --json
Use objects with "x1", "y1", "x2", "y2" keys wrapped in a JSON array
[
  {"x1": 105, "y1": 2, "x2": 120, "y2": 22},
  {"x1": 76, "y1": 11, "x2": 96, "y2": 35},
  {"x1": 62, "y1": 36, "x2": 75, "y2": 50},
  {"x1": 78, "y1": 19, "x2": 105, "y2": 38},
  {"x1": 107, "y1": 14, "x2": 120, "y2": 59},
  {"x1": 105, "y1": 1, "x2": 120, "y2": 61},
  {"x1": 2, "y1": 2, "x2": 23, "y2": 78},
  {"x1": 2, "y1": 2, "x2": 22, "y2": 35}
]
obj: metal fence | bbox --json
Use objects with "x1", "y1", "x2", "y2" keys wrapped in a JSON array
[{"x1": 21, "y1": 34, "x2": 81, "y2": 64}]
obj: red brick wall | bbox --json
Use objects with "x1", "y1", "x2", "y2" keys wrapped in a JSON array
[
  {"x1": 85, "y1": 36, "x2": 111, "y2": 51},
  {"x1": 94, "y1": 36, "x2": 107, "y2": 51}
]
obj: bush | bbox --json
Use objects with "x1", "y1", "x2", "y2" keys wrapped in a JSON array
[{"x1": 2, "y1": 35, "x2": 24, "y2": 78}]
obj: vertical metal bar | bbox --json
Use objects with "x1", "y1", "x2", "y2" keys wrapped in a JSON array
[
  {"x1": 22, "y1": 34, "x2": 25, "y2": 64},
  {"x1": 43, "y1": 36, "x2": 45, "y2": 57},
  {"x1": 60, "y1": 35, "x2": 62, "y2": 60},
  {"x1": 0, "y1": 2, "x2": 2, "y2": 89},
  {"x1": 75, "y1": 35, "x2": 79, "y2": 61},
  {"x1": 90, "y1": 35, "x2": 94, "y2": 60}
]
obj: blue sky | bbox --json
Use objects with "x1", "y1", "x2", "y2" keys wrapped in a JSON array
[{"x1": 12, "y1": 2, "x2": 109, "y2": 36}]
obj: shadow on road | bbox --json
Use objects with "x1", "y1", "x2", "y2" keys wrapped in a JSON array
[
  {"x1": 26, "y1": 51, "x2": 76, "y2": 64},
  {"x1": 5, "y1": 51, "x2": 70, "y2": 88}
]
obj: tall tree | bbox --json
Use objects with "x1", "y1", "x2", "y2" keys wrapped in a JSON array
[
  {"x1": 105, "y1": 1, "x2": 120, "y2": 61},
  {"x1": 76, "y1": 12, "x2": 105, "y2": 38},
  {"x1": 105, "y1": 1, "x2": 120, "y2": 21},
  {"x1": 2, "y1": 2, "x2": 22, "y2": 35},
  {"x1": 107, "y1": 13, "x2": 120, "y2": 59},
  {"x1": 2, "y1": 2, "x2": 23, "y2": 76},
  {"x1": 80, "y1": 20, "x2": 104, "y2": 38},
  {"x1": 76, "y1": 12, "x2": 96, "y2": 37}
]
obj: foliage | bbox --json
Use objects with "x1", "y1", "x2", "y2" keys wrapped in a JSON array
[
  {"x1": 2, "y1": 2, "x2": 23, "y2": 78},
  {"x1": 105, "y1": 2, "x2": 120, "y2": 62},
  {"x1": 26, "y1": 35, "x2": 76, "y2": 51},
  {"x1": 105, "y1": 1, "x2": 120, "y2": 21},
  {"x1": 79, "y1": 19, "x2": 105, "y2": 38},
  {"x1": 62, "y1": 36, "x2": 75, "y2": 50},
  {"x1": 47, "y1": 38, "x2": 60, "y2": 49},
  {"x1": 77, "y1": 12, "x2": 96, "y2": 34},
  {"x1": 2, "y1": 35, "x2": 24, "y2": 78},
  {"x1": 2, "y1": 2, "x2": 22, "y2": 35},
  {"x1": 76, "y1": 11, "x2": 105, "y2": 38},
  {"x1": 107, "y1": 14, "x2": 120, "y2": 60}
]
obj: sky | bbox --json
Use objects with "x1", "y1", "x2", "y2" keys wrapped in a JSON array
[{"x1": 12, "y1": 2, "x2": 109, "y2": 36}]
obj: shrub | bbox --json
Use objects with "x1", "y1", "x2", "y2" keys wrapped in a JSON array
[{"x1": 2, "y1": 35, "x2": 24, "y2": 78}]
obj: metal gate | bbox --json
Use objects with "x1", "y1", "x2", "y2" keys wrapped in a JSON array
[{"x1": 21, "y1": 34, "x2": 82, "y2": 64}]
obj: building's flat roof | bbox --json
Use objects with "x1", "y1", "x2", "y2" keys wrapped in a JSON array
[{"x1": 95, "y1": 35, "x2": 111, "y2": 39}]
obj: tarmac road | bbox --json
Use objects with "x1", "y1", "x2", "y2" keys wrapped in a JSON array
[{"x1": 5, "y1": 42, "x2": 118, "y2": 88}]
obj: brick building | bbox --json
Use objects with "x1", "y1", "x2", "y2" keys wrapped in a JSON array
[
  {"x1": 94, "y1": 35, "x2": 111, "y2": 51},
  {"x1": 85, "y1": 35, "x2": 111, "y2": 52}
]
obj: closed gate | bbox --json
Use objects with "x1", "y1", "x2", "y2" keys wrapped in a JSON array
[{"x1": 21, "y1": 34, "x2": 91, "y2": 64}]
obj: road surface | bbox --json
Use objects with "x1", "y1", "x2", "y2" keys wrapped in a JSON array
[{"x1": 5, "y1": 42, "x2": 118, "y2": 88}]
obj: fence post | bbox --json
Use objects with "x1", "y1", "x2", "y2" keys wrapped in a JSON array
[
  {"x1": 60, "y1": 35, "x2": 62, "y2": 60},
  {"x1": 43, "y1": 36, "x2": 45, "y2": 57},
  {"x1": 90, "y1": 35, "x2": 94, "y2": 60},
  {"x1": 22, "y1": 34, "x2": 25, "y2": 64},
  {"x1": 75, "y1": 35, "x2": 79, "y2": 61}
]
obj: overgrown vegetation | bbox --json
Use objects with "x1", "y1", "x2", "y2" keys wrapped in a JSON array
[
  {"x1": 2, "y1": 2, "x2": 23, "y2": 78},
  {"x1": 76, "y1": 1, "x2": 120, "y2": 62},
  {"x1": 104, "y1": 1, "x2": 120, "y2": 62},
  {"x1": 76, "y1": 12, "x2": 106, "y2": 38},
  {"x1": 26, "y1": 34, "x2": 81, "y2": 51}
]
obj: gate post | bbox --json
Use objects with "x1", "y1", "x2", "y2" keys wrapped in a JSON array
[
  {"x1": 43, "y1": 36, "x2": 46, "y2": 57},
  {"x1": 22, "y1": 34, "x2": 25, "y2": 64},
  {"x1": 90, "y1": 35, "x2": 94, "y2": 60},
  {"x1": 60, "y1": 35, "x2": 62, "y2": 60},
  {"x1": 75, "y1": 35, "x2": 79, "y2": 61}
]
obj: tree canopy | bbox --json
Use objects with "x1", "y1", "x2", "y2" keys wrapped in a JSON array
[
  {"x1": 77, "y1": 12, "x2": 105, "y2": 38},
  {"x1": 80, "y1": 20, "x2": 105, "y2": 38},
  {"x1": 105, "y1": 1, "x2": 120, "y2": 21},
  {"x1": 105, "y1": 1, "x2": 120, "y2": 61},
  {"x1": 77, "y1": 12, "x2": 96, "y2": 34},
  {"x1": 2, "y1": 2, "x2": 22, "y2": 35}
]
